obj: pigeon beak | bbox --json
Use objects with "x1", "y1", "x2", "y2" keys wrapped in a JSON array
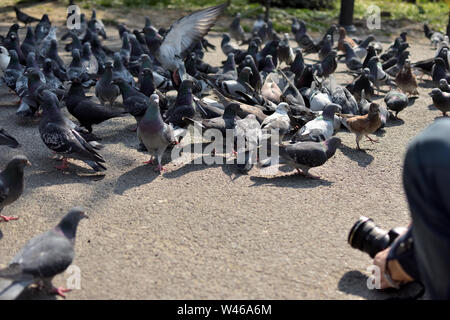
[
  {"x1": 81, "y1": 212, "x2": 89, "y2": 219},
  {"x1": 26, "y1": 160, "x2": 32, "y2": 166}
]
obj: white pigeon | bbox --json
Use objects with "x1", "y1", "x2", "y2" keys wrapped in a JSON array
[
  {"x1": 0, "y1": 46, "x2": 10, "y2": 73},
  {"x1": 292, "y1": 103, "x2": 340, "y2": 142},
  {"x1": 261, "y1": 102, "x2": 291, "y2": 141}
]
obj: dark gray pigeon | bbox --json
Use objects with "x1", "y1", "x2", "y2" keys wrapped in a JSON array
[
  {"x1": 112, "y1": 52, "x2": 134, "y2": 86},
  {"x1": 137, "y1": 94, "x2": 181, "y2": 172},
  {"x1": 95, "y1": 61, "x2": 120, "y2": 107},
  {"x1": 112, "y1": 77, "x2": 149, "y2": 129},
  {"x1": 278, "y1": 136, "x2": 341, "y2": 179},
  {"x1": 0, "y1": 155, "x2": 31, "y2": 222},
  {"x1": 384, "y1": 91, "x2": 408, "y2": 119},
  {"x1": 0, "y1": 207, "x2": 87, "y2": 300},
  {"x1": 38, "y1": 90, "x2": 106, "y2": 172},
  {"x1": 0, "y1": 129, "x2": 20, "y2": 149}
]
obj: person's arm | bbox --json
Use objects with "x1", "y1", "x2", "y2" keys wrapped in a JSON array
[{"x1": 373, "y1": 227, "x2": 419, "y2": 289}]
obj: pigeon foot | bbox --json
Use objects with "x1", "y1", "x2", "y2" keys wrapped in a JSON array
[
  {"x1": 0, "y1": 215, "x2": 19, "y2": 222},
  {"x1": 50, "y1": 286, "x2": 72, "y2": 298},
  {"x1": 55, "y1": 158, "x2": 69, "y2": 170}
]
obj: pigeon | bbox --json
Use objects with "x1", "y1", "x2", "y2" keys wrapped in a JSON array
[
  {"x1": 313, "y1": 51, "x2": 337, "y2": 78},
  {"x1": 35, "y1": 14, "x2": 51, "y2": 42},
  {"x1": 384, "y1": 91, "x2": 408, "y2": 120},
  {"x1": 260, "y1": 102, "x2": 291, "y2": 141},
  {"x1": 429, "y1": 88, "x2": 450, "y2": 116},
  {"x1": 67, "y1": 49, "x2": 93, "y2": 86},
  {"x1": 143, "y1": 3, "x2": 227, "y2": 84},
  {"x1": 95, "y1": 61, "x2": 120, "y2": 107},
  {"x1": 330, "y1": 85, "x2": 358, "y2": 115},
  {"x1": 229, "y1": 13, "x2": 246, "y2": 43},
  {"x1": 318, "y1": 35, "x2": 333, "y2": 61},
  {"x1": 432, "y1": 57, "x2": 450, "y2": 87},
  {"x1": 252, "y1": 14, "x2": 265, "y2": 34},
  {"x1": 293, "y1": 103, "x2": 341, "y2": 142},
  {"x1": 343, "y1": 43, "x2": 362, "y2": 71},
  {"x1": 38, "y1": 26, "x2": 57, "y2": 58},
  {"x1": 221, "y1": 33, "x2": 239, "y2": 56},
  {"x1": 277, "y1": 137, "x2": 341, "y2": 179},
  {"x1": 261, "y1": 76, "x2": 282, "y2": 104},
  {"x1": 13, "y1": 6, "x2": 40, "y2": 25},
  {"x1": 66, "y1": 79, "x2": 127, "y2": 133},
  {"x1": 112, "y1": 52, "x2": 134, "y2": 86},
  {"x1": 292, "y1": 19, "x2": 319, "y2": 54},
  {"x1": 439, "y1": 79, "x2": 450, "y2": 93},
  {"x1": 337, "y1": 27, "x2": 356, "y2": 52},
  {"x1": 340, "y1": 102, "x2": 382, "y2": 150},
  {"x1": 89, "y1": 9, "x2": 107, "y2": 39},
  {"x1": 112, "y1": 77, "x2": 149, "y2": 128},
  {"x1": 234, "y1": 114, "x2": 262, "y2": 173},
  {"x1": 395, "y1": 59, "x2": 419, "y2": 96},
  {"x1": 138, "y1": 68, "x2": 156, "y2": 97},
  {"x1": 19, "y1": 27, "x2": 37, "y2": 59},
  {"x1": 80, "y1": 42, "x2": 98, "y2": 75},
  {"x1": 1, "y1": 50, "x2": 23, "y2": 91},
  {"x1": 0, "y1": 46, "x2": 10, "y2": 72},
  {"x1": 0, "y1": 208, "x2": 87, "y2": 300},
  {"x1": 353, "y1": 35, "x2": 376, "y2": 60},
  {"x1": 137, "y1": 94, "x2": 180, "y2": 172},
  {"x1": 38, "y1": 90, "x2": 107, "y2": 172},
  {"x1": 278, "y1": 33, "x2": 295, "y2": 66},
  {"x1": 211, "y1": 67, "x2": 254, "y2": 101},
  {"x1": 346, "y1": 68, "x2": 374, "y2": 101},
  {"x1": 3, "y1": 32, "x2": 25, "y2": 65},
  {"x1": 367, "y1": 56, "x2": 395, "y2": 93},
  {"x1": 0, "y1": 155, "x2": 31, "y2": 222}
]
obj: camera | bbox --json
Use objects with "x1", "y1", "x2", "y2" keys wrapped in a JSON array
[{"x1": 348, "y1": 217, "x2": 407, "y2": 258}]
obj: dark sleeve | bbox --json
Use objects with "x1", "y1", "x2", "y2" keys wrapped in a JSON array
[{"x1": 387, "y1": 227, "x2": 421, "y2": 281}]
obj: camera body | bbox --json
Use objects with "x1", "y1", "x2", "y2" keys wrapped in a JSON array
[{"x1": 348, "y1": 216, "x2": 407, "y2": 258}]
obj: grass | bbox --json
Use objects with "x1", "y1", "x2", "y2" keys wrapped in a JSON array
[{"x1": 6, "y1": 0, "x2": 450, "y2": 33}]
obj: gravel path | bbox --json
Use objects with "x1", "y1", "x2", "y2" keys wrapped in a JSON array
[{"x1": 0, "y1": 3, "x2": 440, "y2": 299}]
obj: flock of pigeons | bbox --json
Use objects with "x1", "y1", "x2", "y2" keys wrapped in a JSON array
[{"x1": 0, "y1": 1, "x2": 448, "y2": 299}]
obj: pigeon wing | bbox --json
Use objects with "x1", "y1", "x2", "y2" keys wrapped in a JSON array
[{"x1": 160, "y1": 3, "x2": 227, "y2": 61}]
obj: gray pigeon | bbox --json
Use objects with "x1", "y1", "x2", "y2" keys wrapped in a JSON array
[
  {"x1": 229, "y1": 13, "x2": 246, "y2": 43},
  {"x1": 343, "y1": 43, "x2": 363, "y2": 71},
  {"x1": 278, "y1": 136, "x2": 341, "y2": 179},
  {"x1": 293, "y1": 103, "x2": 340, "y2": 142},
  {"x1": 143, "y1": 3, "x2": 227, "y2": 82},
  {"x1": 234, "y1": 114, "x2": 262, "y2": 173},
  {"x1": 38, "y1": 90, "x2": 107, "y2": 172},
  {"x1": 0, "y1": 208, "x2": 87, "y2": 300},
  {"x1": 95, "y1": 61, "x2": 120, "y2": 107},
  {"x1": 0, "y1": 129, "x2": 20, "y2": 149},
  {"x1": 137, "y1": 94, "x2": 180, "y2": 172},
  {"x1": 0, "y1": 155, "x2": 31, "y2": 222},
  {"x1": 429, "y1": 88, "x2": 450, "y2": 116}
]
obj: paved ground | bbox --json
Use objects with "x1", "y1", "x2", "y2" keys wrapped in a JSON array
[{"x1": 0, "y1": 2, "x2": 441, "y2": 299}]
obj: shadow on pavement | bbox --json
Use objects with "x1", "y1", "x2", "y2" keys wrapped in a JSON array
[
  {"x1": 338, "y1": 270, "x2": 426, "y2": 300},
  {"x1": 338, "y1": 144, "x2": 374, "y2": 167}
]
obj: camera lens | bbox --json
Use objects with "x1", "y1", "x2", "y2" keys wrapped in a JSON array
[{"x1": 348, "y1": 217, "x2": 392, "y2": 258}]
